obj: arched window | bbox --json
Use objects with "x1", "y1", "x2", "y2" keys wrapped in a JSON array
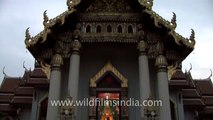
[
  {"x1": 96, "y1": 25, "x2": 101, "y2": 33},
  {"x1": 117, "y1": 25, "x2": 122, "y2": 33},
  {"x1": 107, "y1": 25, "x2": 112, "y2": 33},
  {"x1": 128, "y1": 25, "x2": 133, "y2": 33},
  {"x1": 86, "y1": 25, "x2": 91, "y2": 33}
]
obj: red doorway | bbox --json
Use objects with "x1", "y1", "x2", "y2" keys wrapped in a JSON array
[{"x1": 89, "y1": 63, "x2": 128, "y2": 119}]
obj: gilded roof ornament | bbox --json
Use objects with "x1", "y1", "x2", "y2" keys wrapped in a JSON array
[
  {"x1": 138, "y1": 0, "x2": 153, "y2": 10},
  {"x1": 43, "y1": 10, "x2": 49, "y2": 25},
  {"x1": 147, "y1": 0, "x2": 153, "y2": 8},
  {"x1": 190, "y1": 29, "x2": 195, "y2": 41},
  {"x1": 67, "y1": 0, "x2": 80, "y2": 11},
  {"x1": 25, "y1": 27, "x2": 32, "y2": 48},
  {"x1": 41, "y1": 10, "x2": 52, "y2": 43},
  {"x1": 168, "y1": 29, "x2": 196, "y2": 48},
  {"x1": 170, "y1": 12, "x2": 177, "y2": 29},
  {"x1": 187, "y1": 29, "x2": 196, "y2": 46},
  {"x1": 67, "y1": 0, "x2": 74, "y2": 11},
  {"x1": 25, "y1": 1, "x2": 78, "y2": 47},
  {"x1": 43, "y1": 10, "x2": 49, "y2": 28}
]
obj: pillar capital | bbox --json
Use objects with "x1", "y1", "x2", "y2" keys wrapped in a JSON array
[
  {"x1": 71, "y1": 23, "x2": 82, "y2": 54},
  {"x1": 71, "y1": 39, "x2": 82, "y2": 53},
  {"x1": 137, "y1": 40, "x2": 148, "y2": 55},
  {"x1": 155, "y1": 55, "x2": 168, "y2": 71},
  {"x1": 51, "y1": 54, "x2": 63, "y2": 69}
]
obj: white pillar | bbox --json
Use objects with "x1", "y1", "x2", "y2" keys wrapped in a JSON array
[
  {"x1": 155, "y1": 53, "x2": 171, "y2": 120},
  {"x1": 137, "y1": 40, "x2": 151, "y2": 119},
  {"x1": 46, "y1": 54, "x2": 63, "y2": 120},
  {"x1": 68, "y1": 39, "x2": 81, "y2": 119}
]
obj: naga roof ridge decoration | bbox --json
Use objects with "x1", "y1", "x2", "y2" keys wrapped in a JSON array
[
  {"x1": 143, "y1": 8, "x2": 195, "y2": 48},
  {"x1": 25, "y1": 0, "x2": 79, "y2": 48}
]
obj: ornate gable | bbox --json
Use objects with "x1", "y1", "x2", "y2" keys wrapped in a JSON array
[{"x1": 25, "y1": 0, "x2": 195, "y2": 67}]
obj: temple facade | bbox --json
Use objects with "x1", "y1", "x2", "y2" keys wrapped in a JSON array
[{"x1": 0, "y1": 0, "x2": 213, "y2": 120}]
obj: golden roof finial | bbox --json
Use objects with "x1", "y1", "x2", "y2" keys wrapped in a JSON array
[
  {"x1": 171, "y1": 12, "x2": 177, "y2": 29},
  {"x1": 188, "y1": 29, "x2": 196, "y2": 46},
  {"x1": 43, "y1": 10, "x2": 49, "y2": 26},
  {"x1": 25, "y1": 27, "x2": 31, "y2": 47},
  {"x1": 67, "y1": 0, "x2": 74, "y2": 11},
  {"x1": 148, "y1": 0, "x2": 153, "y2": 6},
  {"x1": 67, "y1": 0, "x2": 81, "y2": 11},
  {"x1": 25, "y1": 27, "x2": 30, "y2": 39},
  {"x1": 190, "y1": 29, "x2": 195, "y2": 41}
]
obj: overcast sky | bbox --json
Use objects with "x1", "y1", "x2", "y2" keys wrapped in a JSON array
[{"x1": 0, "y1": 0, "x2": 213, "y2": 84}]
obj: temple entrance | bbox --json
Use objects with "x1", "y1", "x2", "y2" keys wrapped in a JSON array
[{"x1": 89, "y1": 62, "x2": 128, "y2": 120}]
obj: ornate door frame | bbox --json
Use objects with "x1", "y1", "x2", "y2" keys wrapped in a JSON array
[{"x1": 89, "y1": 62, "x2": 128, "y2": 120}]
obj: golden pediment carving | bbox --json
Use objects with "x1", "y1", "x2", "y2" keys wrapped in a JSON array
[{"x1": 90, "y1": 62, "x2": 128, "y2": 87}]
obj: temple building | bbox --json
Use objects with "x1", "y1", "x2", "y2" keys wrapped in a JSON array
[{"x1": 0, "y1": 0, "x2": 213, "y2": 120}]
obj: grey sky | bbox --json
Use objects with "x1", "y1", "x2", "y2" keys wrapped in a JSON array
[{"x1": 0, "y1": 0, "x2": 213, "y2": 84}]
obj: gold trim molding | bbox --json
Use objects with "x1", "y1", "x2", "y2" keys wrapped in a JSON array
[{"x1": 90, "y1": 62, "x2": 128, "y2": 87}]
